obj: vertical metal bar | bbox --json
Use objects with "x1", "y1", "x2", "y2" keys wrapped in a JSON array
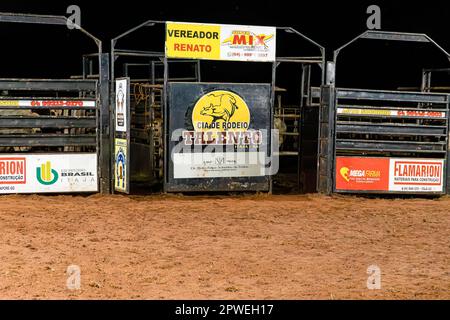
[
  {"x1": 317, "y1": 85, "x2": 335, "y2": 194},
  {"x1": 163, "y1": 57, "x2": 169, "y2": 192},
  {"x1": 196, "y1": 60, "x2": 201, "y2": 82},
  {"x1": 298, "y1": 64, "x2": 311, "y2": 192},
  {"x1": 148, "y1": 59, "x2": 152, "y2": 81},
  {"x1": 151, "y1": 61, "x2": 156, "y2": 85},
  {"x1": 447, "y1": 97, "x2": 450, "y2": 194},
  {"x1": 110, "y1": 41, "x2": 116, "y2": 194},
  {"x1": 89, "y1": 59, "x2": 94, "y2": 77},
  {"x1": 330, "y1": 87, "x2": 337, "y2": 194},
  {"x1": 98, "y1": 53, "x2": 111, "y2": 194},
  {"x1": 82, "y1": 56, "x2": 88, "y2": 79},
  {"x1": 123, "y1": 63, "x2": 129, "y2": 77},
  {"x1": 268, "y1": 61, "x2": 277, "y2": 194}
]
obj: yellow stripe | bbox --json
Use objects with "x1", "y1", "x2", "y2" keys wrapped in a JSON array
[
  {"x1": 41, "y1": 164, "x2": 46, "y2": 181},
  {"x1": 46, "y1": 161, "x2": 51, "y2": 181}
]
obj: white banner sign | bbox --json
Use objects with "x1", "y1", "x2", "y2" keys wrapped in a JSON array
[
  {"x1": 389, "y1": 158, "x2": 444, "y2": 192},
  {"x1": 0, "y1": 153, "x2": 98, "y2": 194},
  {"x1": 115, "y1": 79, "x2": 128, "y2": 132},
  {"x1": 219, "y1": 24, "x2": 276, "y2": 62},
  {"x1": 173, "y1": 152, "x2": 265, "y2": 179},
  {"x1": 337, "y1": 107, "x2": 446, "y2": 118},
  {"x1": 0, "y1": 100, "x2": 96, "y2": 107}
]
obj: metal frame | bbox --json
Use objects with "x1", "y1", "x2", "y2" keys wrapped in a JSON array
[
  {"x1": 111, "y1": 20, "x2": 325, "y2": 193},
  {"x1": 319, "y1": 30, "x2": 450, "y2": 195},
  {"x1": 0, "y1": 12, "x2": 110, "y2": 193}
]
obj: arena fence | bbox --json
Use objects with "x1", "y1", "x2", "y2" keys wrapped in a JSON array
[
  {"x1": 111, "y1": 20, "x2": 325, "y2": 194},
  {"x1": 0, "y1": 13, "x2": 110, "y2": 194},
  {"x1": 318, "y1": 31, "x2": 450, "y2": 195}
]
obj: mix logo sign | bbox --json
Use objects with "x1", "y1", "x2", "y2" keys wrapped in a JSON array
[
  {"x1": 222, "y1": 31, "x2": 274, "y2": 48},
  {"x1": 166, "y1": 22, "x2": 276, "y2": 62},
  {"x1": 336, "y1": 157, "x2": 444, "y2": 193},
  {"x1": 0, "y1": 154, "x2": 98, "y2": 194}
]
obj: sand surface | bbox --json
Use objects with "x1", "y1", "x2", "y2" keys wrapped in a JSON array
[{"x1": 0, "y1": 194, "x2": 449, "y2": 299}]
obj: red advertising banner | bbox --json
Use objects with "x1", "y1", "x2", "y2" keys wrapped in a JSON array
[{"x1": 335, "y1": 157, "x2": 390, "y2": 191}]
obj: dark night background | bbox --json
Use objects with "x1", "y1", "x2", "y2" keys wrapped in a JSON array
[{"x1": 1, "y1": 0, "x2": 450, "y2": 92}]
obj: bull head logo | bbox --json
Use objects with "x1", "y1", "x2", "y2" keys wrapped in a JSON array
[{"x1": 200, "y1": 93, "x2": 239, "y2": 123}]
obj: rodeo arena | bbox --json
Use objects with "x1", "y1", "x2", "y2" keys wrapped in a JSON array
[{"x1": 0, "y1": 10, "x2": 449, "y2": 301}]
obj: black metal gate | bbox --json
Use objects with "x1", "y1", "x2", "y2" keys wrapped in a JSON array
[
  {"x1": 322, "y1": 88, "x2": 449, "y2": 194},
  {"x1": 318, "y1": 31, "x2": 450, "y2": 195},
  {"x1": 0, "y1": 13, "x2": 110, "y2": 194}
]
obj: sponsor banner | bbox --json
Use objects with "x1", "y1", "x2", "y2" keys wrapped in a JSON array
[
  {"x1": 173, "y1": 152, "x2": 265, "y2": 179},
  {"x1": 389, "y1": 159, "x2": 444, "y2": 192},
  {"x1": 336, "y1": 157, "x2": 389, "y2": 191},
  {"x1": 0, "y1": 100, "x2": 96, "y2": 107},
  {"x1": 0, "y1": 154, "x2": 98, "y2": 194},
  {"x1": 115, "y1": 79, "x2": 129, "y2": 133},
  {"x1": 168, "y1": 82, "x2": 271, "y2": 190},
  {"x1": 114, "y1": 138, "x2": 128, "y2": 193},
  {"x1": 337, "y1": 107, "x2": 446, "y2": 118},
  {"x1": 335, "y1": 157, "x2": 445, "y2": 193},
  {"x1": 0, "y1": 157, "x2": 27, "y2": 185},
  {"x1": 166, "y1": 22, "x2": 276, "y2": 62}
]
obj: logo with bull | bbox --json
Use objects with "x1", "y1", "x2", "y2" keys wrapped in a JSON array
[{"x1": 192, "y1": 90, "x2": 250, "y2": 132}]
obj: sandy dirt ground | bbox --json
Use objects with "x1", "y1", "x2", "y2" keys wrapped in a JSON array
[{"x1": 0, "y1": 193, "x2": 449, "y2": 300}]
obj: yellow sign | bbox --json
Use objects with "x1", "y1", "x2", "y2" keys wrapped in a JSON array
[
  {"x1": 166, "y1": 22, "x2": 276, "y2": 62},
  {"x1": 166, "y1": 22, "x2": 221, "y2": 60},
  {"x1": 192, "y1": 90, "x2": 250, "y2": 133},
  {"x1": 338, "y1": 108, "x2": 393, "y2": 116}
]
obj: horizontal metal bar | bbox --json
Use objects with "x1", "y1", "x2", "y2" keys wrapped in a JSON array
[
  {"x1": 276, "y1": 58, "x2": 323, "y2": 64},
  {"x1": 336, "y1": 124, "x2": 447, "y2": 136},
  {"x1": 337, "y1": 121, "x2": 447, "y2": 129},
  {"x1": 337, "y1": 114, "x2": 447, "y2": 121},
  {"x1": 361, "y1": 31, "x2": 430, "y2": 43},
  {"x1": 274, "y1": 114, "x2": 300, "y2": 119},
  {"x1": 124, "y1": 63, "x2": 151, "y2": 67},
  {"x1": 0, "y1": 79, "x2": 97, "y2": 91},
  {"x1": 336, "y1": 140, "x2": 446, "y2": 152},
  {"x1": 273, "y1": 151, "x2": 299, "y2": 156},
  {"x1": 0, "y1": 13, "x2": 67, "y2": 25},
  {"x1": 337, "y1": 104, "x2": 449, "y2": 112},
  {"x1": 0, "y1": 134, "x2": 97, "y2": 147},
  {"x1": 424, "y1": 68, "x2": 450, "y2": 73},
  {"x1": 113, "y1": 49, "x2": 164, "y2": 58},
  {"x1": 0, "y1": 97, "x2": 96, "y2": 101},
  {"x1": 336, "y1": 89, "x2": 449, "y2": 103},
  {"x1": 0, "y1": 106, "x2": 97, "y2": 111},
  {"x1": 279, "y1": 132, "x2": 300, "y2": 136},
  {"x1": 0, "y1": 117, "x2": 96, "y2": 128}
]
